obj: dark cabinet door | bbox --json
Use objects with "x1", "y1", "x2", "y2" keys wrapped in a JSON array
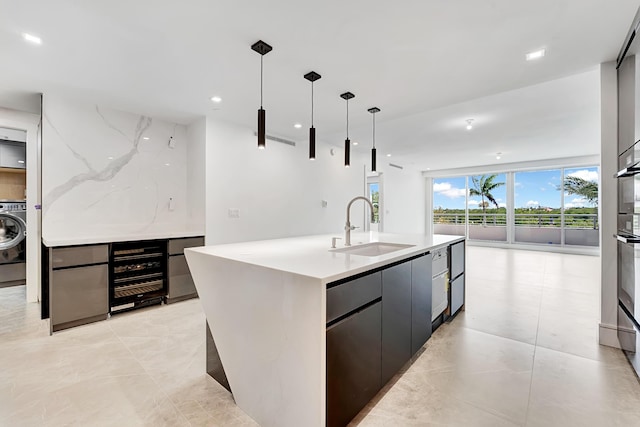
[
  {"x1": 326, "y1": 301, "x2": 382, "y2": 427},
  {"x1": 51, "y1": 264, "x2": 109, "y2": 329},
  {"x1": 168, "y1": 254, "x2": 197, "y2": 299},
  {"x1": 411, "y1": 254, "x2": 432, "y2": 355},
  {"x1": 381, "y1": 261, "x2": 412, "y2": 385}
]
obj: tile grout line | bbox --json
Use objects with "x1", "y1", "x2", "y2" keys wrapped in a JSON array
[
  {"x1": 107, "y1": 313, "x2": 194, "y2": 425},
  {"x1": 523, "y1": 256, "x2": 548, "y2": 426}
]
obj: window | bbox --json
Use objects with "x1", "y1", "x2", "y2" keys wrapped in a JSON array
[
  {"x1": 468, "y1": 173, "x2": 507, "y2": 242},
  {"x1": 514, "y1": 169, "x2": 562, "y2": 245},
  {"x1": 433, "y1": 176, "x2": 467, "y2": 237},
  {"x1": 368, "y1": 182, "x2": 380, "y2": 224},
  {"x1": 430, "y1": 165, "x2": 599, "y2": 248},
  {"x1": 563, "y1": 167, "x2": 599, "y2": 247}
]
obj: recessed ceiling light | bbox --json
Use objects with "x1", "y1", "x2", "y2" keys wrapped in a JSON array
[
  {"x1": 143, "y1": 136, "x2": 149, "y2": 140},
  {"x1": 210, "y1": 96, "x2": 222, "y2": 103},
  {"x1": 293, "y1": 123, "x2": 302, "y2": 129},
  {"x1": 107, "y1": 156, "x2": 114, "y2": 160},
  {"x1": 22, "y1": 33, "x2": 42, "y2": 45},
  {"x1": 496, "y1": 152, "x2": 502, "y2": 160},
  {"x1": 353, "y1": 141, "x2": 359, "y2": 146},
  {"x1": 165, "y1": 163, "x2": 171, "y2": 166},
  {"x1": 18, "y1": 160, "x2": 25, "y2": 164},
  {"x1": 387, "y1": 154, "x2": 392, "y2": 157},
  {"x1": 526, "y1": 49, "x2": 545, "y2": 61},
  {"x1": 466, "y1": 119, "x2": 474, "y2": 130}
]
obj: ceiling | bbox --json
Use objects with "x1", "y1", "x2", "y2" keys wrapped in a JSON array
[{"x1": 0, "y1": 0, "x2": 638, "y2": 171}]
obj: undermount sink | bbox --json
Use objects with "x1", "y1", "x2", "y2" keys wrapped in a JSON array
[{"x1": 331, "y1": 242, "x2": 415, "y2": 257}]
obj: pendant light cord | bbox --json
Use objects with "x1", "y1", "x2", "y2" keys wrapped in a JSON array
[
  {"x1": 373, "y1": 113, "x2": 376, "y2": 149},
  {"x1": 346, "y1": 98, "x2": 349, "y2": 139},
  {"x1": 311, "y1": 82, "x2": 314, "y2": 127},
  {"x1": 260, "y1": 55, "x2": 263, "y2": 108}
]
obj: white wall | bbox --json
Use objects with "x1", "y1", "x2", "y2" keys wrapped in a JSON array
[
  {"x1": 0, "y1": 106, "x2": 40, "y2": 303},
  {"x1": 377, "y1": 165, "x2": 426, "y2": 234},
  {"x1": 599, "y1": 61, "x2": 619, "y2": 347},
  {"x1": 41, "y1": 95, "x2": 202, "y2": 243},
  {"x1": 186, "y1": 117, "x2": 206, "y2": 229},
  {"x1": 205, "y1": 118, "x2": 366, "y2": 245}
]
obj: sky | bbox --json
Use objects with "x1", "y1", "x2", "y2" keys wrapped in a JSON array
[{"x1": 433, "y1": 167, "x2": 598, "y2": 210}]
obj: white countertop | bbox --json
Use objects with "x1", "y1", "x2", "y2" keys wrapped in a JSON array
[
  {"x1": 42, "y1": 230, "x2": 204, "y2": 247},
  {"x1": 186, "y1": 232, "x2": 464, "y2": 284}
]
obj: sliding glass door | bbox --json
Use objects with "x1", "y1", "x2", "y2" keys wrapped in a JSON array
[
  {"x1": 563, "y1": 167, "x2": 599, "y2": 247},
  {"x1": 431, "y1": 165, "x2": 599, "y2": 248},
  {"x1": 468, "y1": 174, "x2": 507, "y2": 242},
  {"x1": 513, "y1": 169, "x2": 562, "y2": 245},
  {"x1": 433, "y1": 176, "x2": 467, "y2": 237}
]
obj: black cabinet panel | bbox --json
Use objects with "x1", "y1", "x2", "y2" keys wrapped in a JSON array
[
  {"x1": 327, "y1": 272, "x2": 382, "y2": 323},
  {"x1": 327, "y1": 301, "x2": 382, "y2": 427},
  {"x1": 381, "y1": 261, "x2": 412, "y2": 385},
  {"x1": 411, "y1": 254, "x2": 432, "y2": 355}
]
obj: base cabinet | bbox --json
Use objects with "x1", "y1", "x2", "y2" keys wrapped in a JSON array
[
  {"x1": 381, "y1": 261, "x2": 412, "y2": 385},
  {"x1": 326, "y1": 301, "x2": 382, "y2": 427},
  {"x1": 168, "y1": 254, "x2": 197, "y2": 302},
  {"x1": 45, "y1": 235, "x2": 204, "y2": 331},
  {"x1": 49, "y1": 244, "x2": 109, "y2": 332},
  {"x1": 449, "y1": 241, "x2": 466, "y2": 317},
  {"x1": 411, "y1": 254, "x2": 432, "y2": 355},
  {"x1": 451, "y1": 274, "x2": 465, "y2": 316},
  {"x1": 167, "y1": 237, "x2": 204, "y2": 303},
  {"x1": 326, "y1": 250, "x2": 437, "y2": 426}
]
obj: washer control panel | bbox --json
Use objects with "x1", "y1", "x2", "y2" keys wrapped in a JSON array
[{"x1": 0, "y1": 202, "x2": 26, "y2": 212}]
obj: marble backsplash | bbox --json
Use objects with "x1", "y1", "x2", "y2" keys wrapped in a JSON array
[{"x1": 42, "y1": 96, "x2": 196, "y2": 243}]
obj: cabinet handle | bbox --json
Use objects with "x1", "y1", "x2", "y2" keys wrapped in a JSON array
[{"x1": 615, "y1": 234, "x2": 640, "y2": 244}]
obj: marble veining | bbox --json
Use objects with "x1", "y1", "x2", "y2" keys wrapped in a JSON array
[
  {"x1": 42, "y1": 96, "x2": 195, "y2": 243},
  {"x1": 43, "y1": 109, "x2": 152, "y2": 214}
]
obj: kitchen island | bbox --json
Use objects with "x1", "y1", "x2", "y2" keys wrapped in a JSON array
[{"x1": 185, "y1": 232, "x2": 465, "y2": 427}]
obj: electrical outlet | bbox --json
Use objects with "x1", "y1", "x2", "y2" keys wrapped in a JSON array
[{"x1": 228, "y1": 208, "x2": 240, "y2": 219}]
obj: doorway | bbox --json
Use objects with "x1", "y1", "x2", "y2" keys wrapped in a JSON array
[{"x1": 0, "y1": 99, "x2": 42, "y2": 303}]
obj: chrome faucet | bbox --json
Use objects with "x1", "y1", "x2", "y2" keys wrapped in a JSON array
[{"x1": 345, "y1": 196, "x2": 376, "y2": 246}]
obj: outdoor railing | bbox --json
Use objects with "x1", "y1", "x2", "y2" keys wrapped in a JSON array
[{"x1": 433, "y1": 212, "x2": 599, "y2": 229}]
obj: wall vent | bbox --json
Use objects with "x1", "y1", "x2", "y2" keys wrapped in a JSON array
[
  {"x1": 389, "y1": 163, "x2": 404, "y2": 170},
  {"x1": 253, "y1": 132, "x2": 296, "y2": 147}
]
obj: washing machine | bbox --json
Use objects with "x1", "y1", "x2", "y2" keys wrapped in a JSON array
[{"x1": 0, "y1": 201, "x2": 26, "y2": 287}]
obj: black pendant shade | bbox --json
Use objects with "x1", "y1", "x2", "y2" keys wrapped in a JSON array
[
  {"x1": 368, "y1": 107, "x2": 380, "y2": 172},
  {"x1": 258, "y1": 108, "x2": 266, "y2": 149},
  {"x1": 309, "y1": 127, "x2": 316, "y2": 160},
  {"x1": 341, "y1": 92, "x2": 355, "y2": 168},
  {"x1": 371, "y1": 147, "x2": 377, "y2": 171},
  {"x1": 252, "y1": 40, "x2": 272, "y2": 149},
  {"x1": 344, "y1": 138, "x2": 351, "y2": 167},
  {"x1": 304, "y1": 71, "x2": 321, "y2": 160}
]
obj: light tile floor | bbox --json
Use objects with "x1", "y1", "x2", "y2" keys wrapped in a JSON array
[{"x1": 1, "y1": 246, "x2": 639, "y2": 426}]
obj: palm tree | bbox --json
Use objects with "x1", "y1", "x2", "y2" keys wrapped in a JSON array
[
  {"x1": 561, "y1": 176, "x2": 598, "y2": 206},
  {"x1": 469, "y1": 174, "x2": 505, "y2": 226}
]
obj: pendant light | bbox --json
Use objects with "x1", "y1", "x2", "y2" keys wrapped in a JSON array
[
  {"x1": 304, "y1": 71, "x2": 321, "y2": 160},
  {"x1": 368, "y1": 107, "x2": 380, "y2": 172},
  {"x1": 251, "y1": 40, "x2": 272, "y2": 149},
  {"x1": 340, "y1": 92, "x2": 355, "y2": 167}
]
